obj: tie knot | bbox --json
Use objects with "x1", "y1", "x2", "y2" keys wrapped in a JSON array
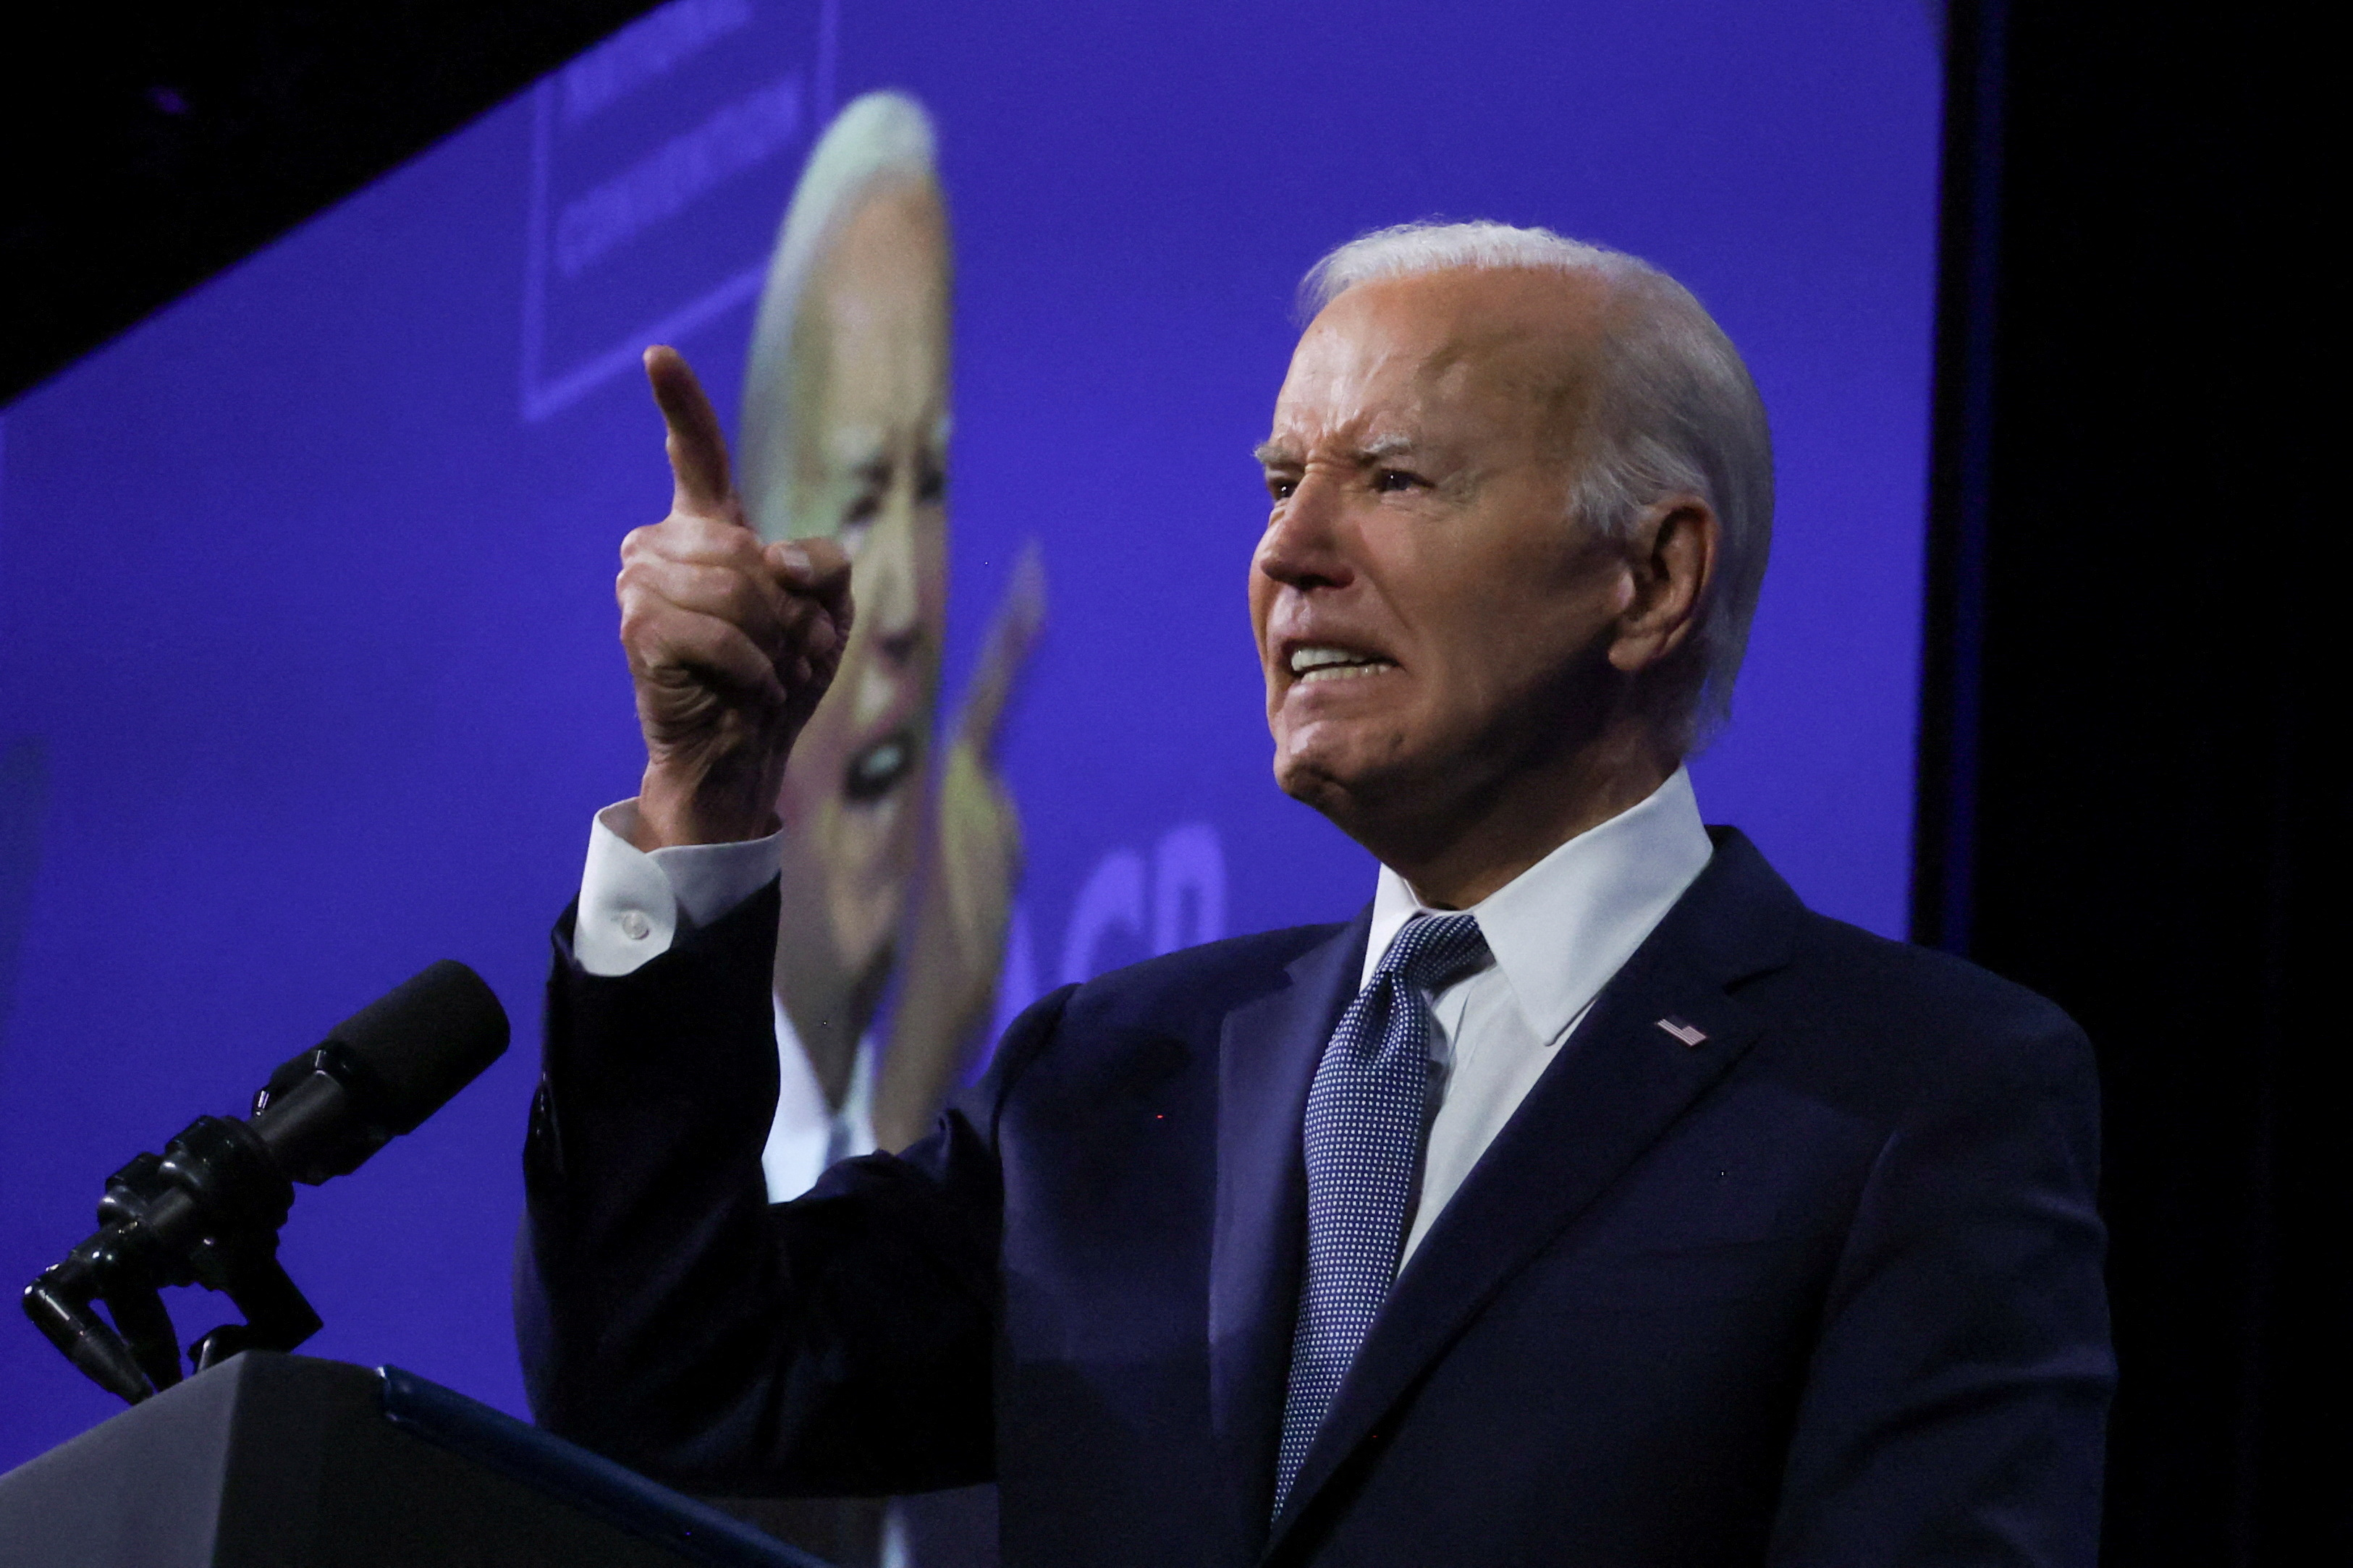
[{"x1": 1377, "y1": 911, "x2": 1488, "y2": 993}]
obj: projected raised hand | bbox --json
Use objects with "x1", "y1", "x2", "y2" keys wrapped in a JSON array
[{"x1": 620, "y1": 346, "x2": 854, "y2": 848}]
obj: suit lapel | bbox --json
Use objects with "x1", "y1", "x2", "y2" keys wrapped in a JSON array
[
  {"x1": 1209, "y1": 909, "x2": 1371, "y2": 1549},
  {"x1": 1265, "y1": 831, "x2": 1803, "y2": 1552}
]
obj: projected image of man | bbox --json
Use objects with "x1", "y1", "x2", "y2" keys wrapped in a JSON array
[{"x1": 570, "y1": 93, "x2": 1039, "y2": 1214}]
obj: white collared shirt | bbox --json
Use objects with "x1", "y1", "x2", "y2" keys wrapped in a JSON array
[
  {"x1": 1364, "y1": 766, "x2": 1713, "y2": 1264},
  {"x1": 571, "y1": 768, "x2": 1712, "y2": 1232}
]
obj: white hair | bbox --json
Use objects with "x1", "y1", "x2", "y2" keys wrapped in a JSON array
[
  {"x1": 1303, "y1": 221, "x2": 1775, "y2": 748},
  {"x1": 739, "y1": 90, "x2": 942, "y2": 543}
]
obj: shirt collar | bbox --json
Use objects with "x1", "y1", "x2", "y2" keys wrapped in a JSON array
[{"x1": 1362, "y1": 765, "x2": 1715, "y2": 1045}]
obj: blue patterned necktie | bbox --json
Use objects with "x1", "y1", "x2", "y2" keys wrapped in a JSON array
[{"x1": 1272, "y1": 911, "x2": 1490, "y2": 1517}]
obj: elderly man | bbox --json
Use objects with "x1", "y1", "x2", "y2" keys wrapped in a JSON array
[{"x1": 518, "y1": 223, "x2": 2112, "y2": 1566}]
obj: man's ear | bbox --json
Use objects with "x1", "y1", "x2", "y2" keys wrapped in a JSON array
[{"x1": 1607, "y1": 494, "x2": 1718, "y2": 675}]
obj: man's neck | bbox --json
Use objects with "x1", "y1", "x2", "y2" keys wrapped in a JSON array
[{"x1": 1372, "y1": 730, "x2": 1679, "y2": 910}]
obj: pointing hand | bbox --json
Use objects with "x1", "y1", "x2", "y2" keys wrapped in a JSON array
[{"x1": 618, "y1": 346, "x2": 855, "y2": 847}]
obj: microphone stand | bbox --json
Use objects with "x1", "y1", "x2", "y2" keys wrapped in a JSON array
[
  {"x1": 22, "y1": 959, "x2": 508, "y2": 1405},
  {"x1": 23, "y1": 1080, "x2": 333, "y2": 1404}
]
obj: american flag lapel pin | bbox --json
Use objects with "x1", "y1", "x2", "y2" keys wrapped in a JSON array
[{"x1": 1656, "y1": 1016, "x2": 1707, "y2": 1048}]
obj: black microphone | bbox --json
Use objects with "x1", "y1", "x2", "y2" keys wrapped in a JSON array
[
  {"x1": 249, "y1": 959, "x2": 512, "y2": 1182},
  {"x1": 22, "y1": 961, "x2": 510, "y2": 1404}
]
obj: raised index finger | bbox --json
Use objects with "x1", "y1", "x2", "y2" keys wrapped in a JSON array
[{"x1": 643, "y1": 345, "x2": 738, "y2": 520}]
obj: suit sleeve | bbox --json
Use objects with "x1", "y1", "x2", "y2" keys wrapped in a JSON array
[
  {"x1": 1766, "y1": 1005, "x2": 2115, "y2": 1566},
  {"x1": 512, "y1": 880, "x2": 1073, "y2": 1496}
]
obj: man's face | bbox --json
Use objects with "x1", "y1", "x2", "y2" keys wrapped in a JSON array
[
  {"x1": 776, "y1": 179, "x2": 951, "y2": 978},
  {"x1": 1250, "y1": 270, "x2": 1634, "y2": 844}
]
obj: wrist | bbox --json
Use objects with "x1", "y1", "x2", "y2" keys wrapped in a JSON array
[{"x1": 634, "y1": 757, "x2": 782, "y2": 849}]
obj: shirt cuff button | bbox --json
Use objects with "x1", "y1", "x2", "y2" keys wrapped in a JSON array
[{"x1": 619, "y1": 910, "x2": 652, "y2": 941}]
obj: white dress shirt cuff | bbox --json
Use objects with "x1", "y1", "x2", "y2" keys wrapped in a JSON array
[{"x1": 573, "y1": 800, "x2": 785, "y2": 977}]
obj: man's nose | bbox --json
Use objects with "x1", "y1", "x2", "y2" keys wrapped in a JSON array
[
  {"x1": 1254, "y1": 471, "x2": 1355, "y2": 593},
  {"x1": 859, "y1": 487, "x2": 924, "y2": 661}
]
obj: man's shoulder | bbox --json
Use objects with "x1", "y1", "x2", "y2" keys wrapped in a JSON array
[
  {"x1": 1062, "y1": 920, "x2": 1358, "y2": 1033},
  {"x1": 1757, "y1": 903, "x2": 2094, "y2": 1103},
  {"x1": 1692, "y1": 829, "x2": 2089, "y2": 1100},
  {"x1": 973, "y1": 922, "x2": 1355, "y2": 1111},
  {"x1": 1792, "y1": 907, "x2": 2069, "y2": 1022}
]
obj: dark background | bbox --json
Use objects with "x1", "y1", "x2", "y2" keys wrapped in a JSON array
[
  {"x1": 1914, "y1": 2, "x2": 2342, "y2": 1561},
  {"x1": 4, "y1": 1, "x2": 2339, "y2": 1561},
  {"x1": 4, "y1": 3, "x2": 662, "y2": 406}
]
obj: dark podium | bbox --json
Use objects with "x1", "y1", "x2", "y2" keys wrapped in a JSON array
[{"x1": 0, "y1": 1352, "x2": 831, "y2": 1568}]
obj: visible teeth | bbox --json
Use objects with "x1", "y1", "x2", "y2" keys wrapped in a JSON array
[
  {"x1": 844, "y1": 731, "x2": 916, "y2": 802},
  {"x1": 1290, "y1": 645, "x2": 1382, "y2": 674},
  {"x1": 854, "y1": 739, "x2": 905, "y2": 785},
  {"x1": 1286, "y1": 645, "x2": 1396, "y2": 682}
]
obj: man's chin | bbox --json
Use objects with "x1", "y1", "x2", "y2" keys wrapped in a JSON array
[
  {"x1": 827, "y1": 886, "x2": 906, "y2": 990},
  {"x1": 1273, "y1": 747, "x2": 1395, "y2": 833}
]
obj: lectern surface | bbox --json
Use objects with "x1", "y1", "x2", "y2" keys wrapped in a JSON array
[{"x1": 0, "y1": 1352, "x2": 829, "y2": 1568}]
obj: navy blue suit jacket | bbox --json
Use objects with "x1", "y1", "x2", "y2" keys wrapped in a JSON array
[{"x1": 518, "y1": 829, "x2": 2113, "y2": 1565}]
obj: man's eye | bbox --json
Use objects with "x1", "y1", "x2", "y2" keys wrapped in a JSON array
[
  {"x1": 1373, "y1": 468, "x2": 1421, "y2": 493},
  {"x1": 1266, "y1": 475, "x2": 1297, "y2": 501}
]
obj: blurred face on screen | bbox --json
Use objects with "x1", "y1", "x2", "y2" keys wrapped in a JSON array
[
  {"x1": 1250, "y1": 269, "x2": 1636, "y2": 857},
  {"x1": 775, "y1": 178, "x2": 951, "y2": 984}
]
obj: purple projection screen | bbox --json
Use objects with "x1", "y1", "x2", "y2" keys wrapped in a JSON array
[{"x1": 0, "y1": 0, "x2": 1940, "y2": 1479}]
